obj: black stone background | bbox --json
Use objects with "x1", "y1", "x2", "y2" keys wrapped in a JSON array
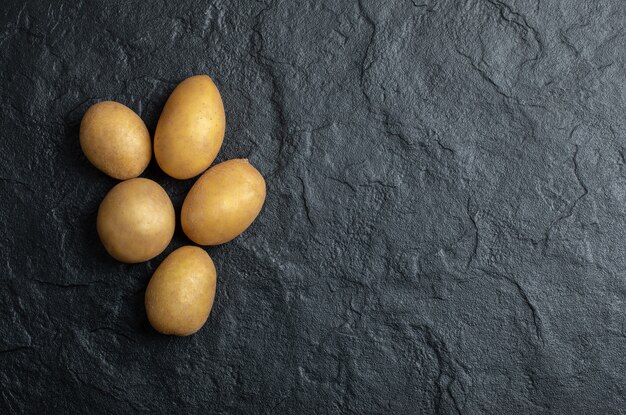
[{"x1": 1, "y1": 0, "x2": 625, "y2": 413}]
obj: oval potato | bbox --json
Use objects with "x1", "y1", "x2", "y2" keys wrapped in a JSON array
[
  {"x1": 80, "y1": 101, "x2": 151, "y2": 180},
  {"x1": 181, "y1": 159, "x2": 266, "y2": 245},
  {"x1": 145, "y1": 246, "x2": 217, "y2": 336},
  {"x1": 154, "y1": 75, "x2": 225, "y2": 179},
  {"x1": 97, "y1": 178, "x2": 175, "y2": 263}
]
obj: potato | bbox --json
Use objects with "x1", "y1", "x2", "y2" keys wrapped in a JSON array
[
  {"x1": 97, "y1": 178, "x2": 175, "y2": 263},
  {"x1": 181, "y1": 159, "x2": 266, "y2": 245},
  {"x1": 80, "y1": 101, "x2": 151, "y2": 180},
  {"x1": 145, "y1": 246, "x2": 217, "y2": 336},
  {"x1": 154, "y1": 75, "x2": 225, "y2": 179}
]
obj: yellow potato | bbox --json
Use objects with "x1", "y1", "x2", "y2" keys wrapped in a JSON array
[
  {"x1": 97, "y1": 178, "x2": 175, "y2": 263},
  {"x1": 154, "y1": 75, "x2": 225, "y2": 179},
  {"x1": 80, "y1": 101, "x2": 151, "y2": 180},
  {"x1": 145, "y1": 246, "x2": 217, "y2": 336},
  {"x1": 181, "y1": 159, "x2": 266, "y2": 245}
]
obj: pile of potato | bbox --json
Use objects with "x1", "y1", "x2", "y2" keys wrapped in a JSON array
[{"x1": 80, "y1": 75, "x2": 266, "y2": 336}]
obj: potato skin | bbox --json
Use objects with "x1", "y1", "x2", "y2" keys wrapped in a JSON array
[
  {"x1": 181, "y1": 159, "x2": 266, "y2": 246},
  {"x1": 80, "y1": 101, "x2": 151, "y2": 180},
  {"x1": 97, "y1": 178, "x2": 175, "y2": 263},
  {"x1": 154, "y1": 75, "x2": 225, "y2": 179},
  {"x1": 145, "y1": 246, "x2": 217, "y2": 336}
]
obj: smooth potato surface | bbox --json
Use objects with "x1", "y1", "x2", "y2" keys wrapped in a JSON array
[
  {"x1": 182, "y1": 159, "x2": 266, "y2": 245},
  {"x1": 97, "y1": 178, "x2": 175, "y2": 263},
  {"x1": 145, "y1": 246, "x2": 217, "y2": 336},
  {"x1": 80, "y1": 101, "x2": 151, "y2": 180},
  {"x1": 154, "y1": 75, "x2": 225, "y2": 179}
]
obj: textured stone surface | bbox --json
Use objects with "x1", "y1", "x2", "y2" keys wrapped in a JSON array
[{"x1": 1, "y1": 0, "x2": 625, "y2": 413}]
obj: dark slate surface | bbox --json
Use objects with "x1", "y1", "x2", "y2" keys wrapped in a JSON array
[{"x1": 1, "y1": 0, "x2": 625, "y2": 413}]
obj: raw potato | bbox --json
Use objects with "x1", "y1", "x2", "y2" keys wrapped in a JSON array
[
  {"x1": 154, "y1": 75, "x2": 225, "y2": 179},
  {"x1": 145, "y1": 246, "x2": 217, "y2": 336},
  {"x1": 80, "y1": 101, "x2": 151, "y2": 180},
  {"x1": 97, "y1": 178, "x2": 175, "y2": 263},
  {"x1": 182, "y1": 159, "x2": 266, "y2": 245}
]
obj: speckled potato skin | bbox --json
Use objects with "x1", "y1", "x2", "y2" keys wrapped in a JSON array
[
  {"x1": 145, "y1": 246, "x2": 217, "y2": 336},
  {"x1": 181, "y1": 159, "x2": 266, "y2": 246},
  {"x1": 97, "y1": 178, "x2": 175, "y2": 263},
  {"x1": 80, "y1": 101, "x2": 151, "y2": 180},
  {"x1": 154, "y1": 75, "x2": 226, "y2": 179}
]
